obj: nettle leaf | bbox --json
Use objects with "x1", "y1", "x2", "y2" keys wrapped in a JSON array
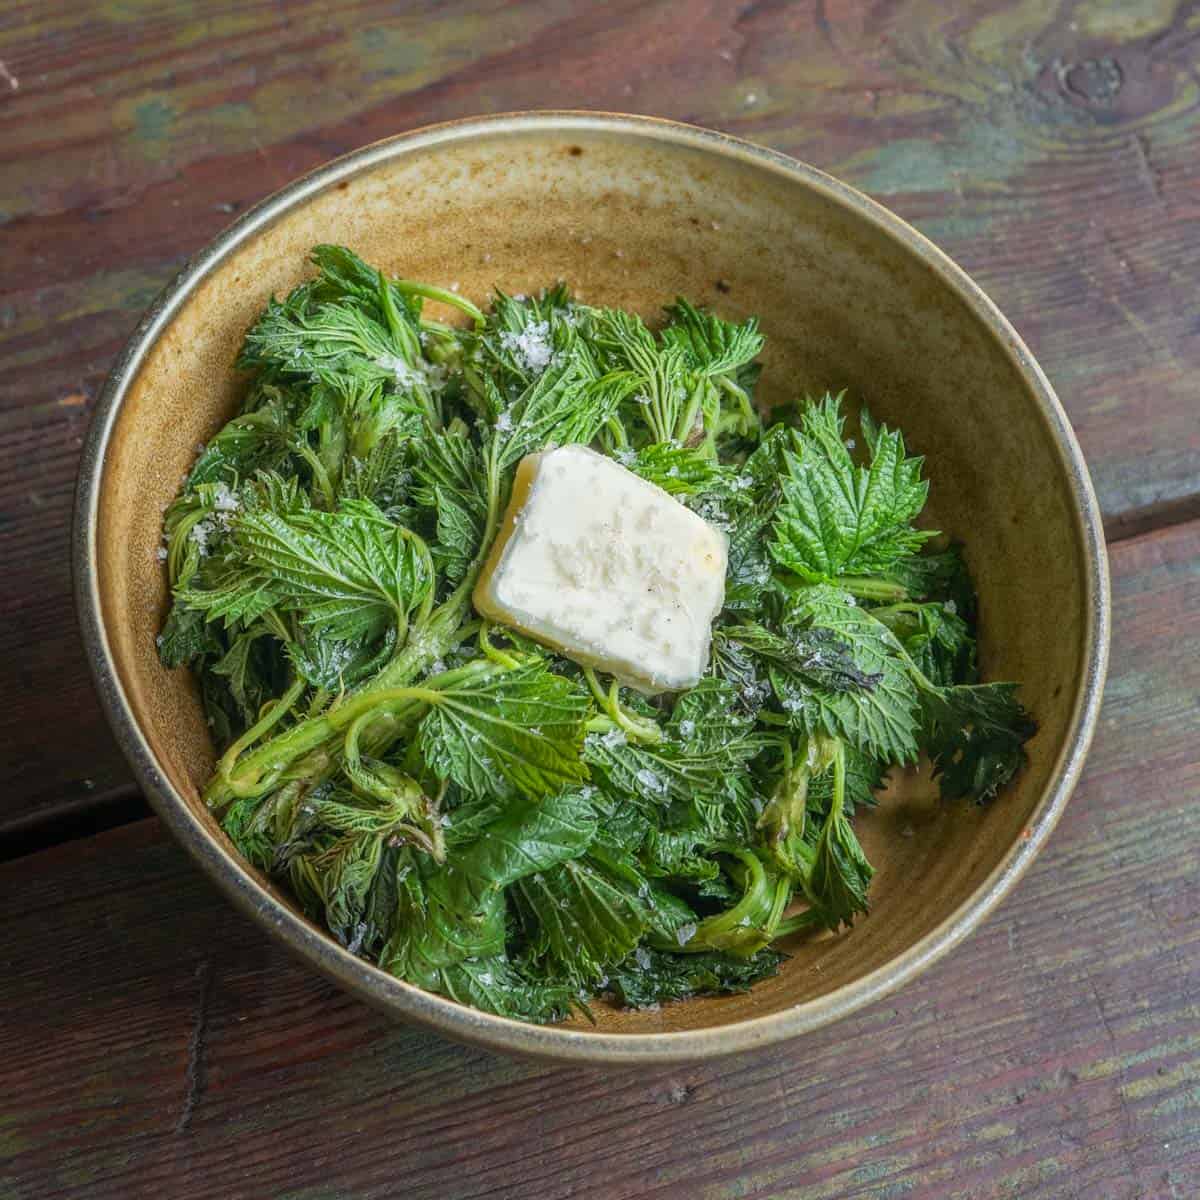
[
  {"x1": 806, "y1": 802, "x2": 874, "y2": 929},
  {"x1": 806, "y1": 743, "x2": 885, "y2": 819},
  {"x1": 233, "y1": 499, "x2": 432, "y2": 639},
  {"x1": 176, "y1": 565, "x2": 281, "y2": 631},
  {"x1": 920, "y1": 682, "x2": 1036, "y2": 803},
  {"x1": 188, "y1": 396, "x2": 295, "y2": 488},
  {"x1": 640, "y1": 826, "x2": 722, "y2": 887},
  {"x1": 450, "y1": 790, "x2": 598, "y2": 908},
  {"x1": 583, "y1": 711, "x2": 760, "y2": 808},
  {"x1": 420, "y1": 956, "x2": 575, "y2": 1023},
  {"x1": 419, "y1": 663, "x2": 591, "y2": 800},
  {"x1": 240, "y1": 469, "x2": 311, "y2": 518},
  {"x1": 336, "y1": 378, "x2": 426, "y2": 460},
  {"x1": 411, "y1": 431, "x2": 489, "y2": 567},
  {"x1": 625, "y1": 442, "x2": 729, "y2": 497},
  {"x1": 660, "y1": 298, "x2": 764, "y2": 379},
  {"x1": 882, "y1": 542, "x2": 978, "y2": 624},
  {"x1": 770, "y1": 394, "x2": 933, "y2": 585},
  {"x1": 431, "y1": 484, "x2": 484, "y2": 583},
  {"x1": 211, "y1": 625, "x2": 281, "y2": 725},
  {"x1": 714, "y1": 622, "x2": 882, "y2": 698},
  {"x1": 240, "y1": 295, "x2": 402, "y2": 383},
  {"x1": 514, "y1": 856, "x2": 647, "y2": 979},
  {"x1": 605, "y1": 946, "x2": 783, "y2": 1009},
  {"x1": 697, "y1": 424, "x2": 791, "y2": 610},
  {"x1": 312, "y1": 832, "x2": 387, "y2": 948},
  {"x1": 157, "y1": 601, "x2": 223, "y2": 669},
  {"x1": 382, "y1": 871, "x2": 508, "y2": 979},
  {"x1": 665, "y1": 678, "x2": 756, "y2": 758},
  {"x1": 467, "y1": 286, "x2": 580, "y2": 395},
  {"x1": 586, "y1": 308, "x2": 693, "y2": 444},
  {"x1": 287, "y1": 628, "x2": 396, "y2": 691},
  {"x1": 873, "y1": 600, "x2": 976, "y2": 688},
  {"x1": 492, "y1": 358, "x2": 623, "y2": 471},
  {"x1": 587, "y1": 307, "x2": 660, "y2": 377},
  {"x1": 338, "y1": 433, "x2": 414, "y2": 520},
  {"x1": 309, "y1": 244, "x2": 424, "y2": 331},
  {"x1": 775, "y1": 586, "x2": 921, "y2": 763}
]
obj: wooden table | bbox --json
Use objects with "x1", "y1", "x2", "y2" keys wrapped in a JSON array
[{"x1": 1, "y1": 3, "x2": 1197, "y2": 1197}]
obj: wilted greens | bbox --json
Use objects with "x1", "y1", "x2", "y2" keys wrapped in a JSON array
[{"x1": 158, "y1": 245, "x2": 1035, "y2": 1023}]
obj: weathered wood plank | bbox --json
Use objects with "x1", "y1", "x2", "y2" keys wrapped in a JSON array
[
  {"x1": 0, "y1": 518, "x2": 1196, "y2": 1200},
  {"x1": 1, "y1": 5, "x2": 1197, "y2": 836}
]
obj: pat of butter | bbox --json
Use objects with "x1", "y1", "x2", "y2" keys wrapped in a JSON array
[{"x1": 473, "y1": 445, "x2": 727, "y2": 694}]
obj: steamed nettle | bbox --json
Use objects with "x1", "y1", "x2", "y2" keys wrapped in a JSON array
[{"x1": 158, "y1": 245, "x2": 1036, "y2": 1023}]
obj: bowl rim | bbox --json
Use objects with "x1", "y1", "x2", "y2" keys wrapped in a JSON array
[{"x1": 74, "y1": 110, "x2": 1110, "y2": 1065}]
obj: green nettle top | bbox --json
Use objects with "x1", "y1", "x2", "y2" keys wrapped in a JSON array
[{"x1": 158, "y1": 244, "x2": 1036, "y2": 1023}]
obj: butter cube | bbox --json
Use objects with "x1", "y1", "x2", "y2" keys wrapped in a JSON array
[{"x1": 472, "y1": 445, "x2": 727, "y2": 693}]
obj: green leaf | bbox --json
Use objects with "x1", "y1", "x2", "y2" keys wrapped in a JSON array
[
  {"x1": 211, "y1": 625, "x2": 280, "y2": 724},
  {"x1": 189, "y1": 499, "x2": 433, "y2": 640},
  {"x1": 175, "y1": 566, "x2": 281, "y2": 632},
  {"x1": 872, "y1": 600, "x2": 976, "y2": 687},
  {"x1": 639, "y1": 826, "x2": 724, "y2": 889},
  {"x1": 661, "y1": 298, "x2": 764, "y2": 378},
  {"x1": 587, "y1": 308, "x2": 692, "y2": 444},
  {"x1": 338, "y1": 432, "x2": 415, "y2": 520},
  {"x1": 584, "y1": 712, "x2": 760, "y2": 808},
  {"x1": 920, "y1": 682, "x2": 1036, "y2": 803},
  {"x1": 697, "y1": 424, "x2": 791, "y2": 610},
  {"x1": 770, "y1": 394, "x2": 933, "y2": 585},
  {"x1": 800, "y1": 740, "x2": 874, "y2": 930},
  {"x1": 514, "y1": 856, "x2": 647, "y2": 980},
  {"x1": 419, "y1": 956, "x2": 575, "y2": 1022},
  {"x1": 240, "y1": 294, "x2": 402, "y2": 383},
  {"x1": 492, "y1": 357, "x2": 623, "y2": 471},
  {"x1": 311, "y1": 831, "x2": 386, "y2": 948},
  {"x1": 382, "y1": 871, "x2": 508, "y2": 978},
  {"x1": 188, "y1": 391, "x2": 294, "y2": 487},
  {"x1": 806, "y1": 742, "x2": 885, "y2": 819},
  {"x1": 775, "y1": 586, "x2": 921, "y2": 763},
  {"x1": 419, "y1": 663, "x2": 591, "y2": 800},
  {"x1": 451, "y1": 789, "x2": 598, "y2": 904},
  {"x1": 310, "y1": 244, "x2": 388, "y2": 298},
  {"x1": 430, "y1": 483, "x2": 483, "y2": 583},
  {"x1": 665, "y1": 678, "x2": 757, "y2": 758},
  {"x1": 467, "y1": 287, "x2": 580, "y2": 396},
  {"x1": 157, "y1": 601, "x2": 223, "y2": 668},
  {"x1": 287, "y1": 628, "x2": 395, "y2": 691},
  {"x1": 410, "y1": 429, "x2": 489, "y2": 565},
  {"x1": 713, "y1": 622, "x2": 882, "y2": 701},
  {"x1": 881, "y1": 541, "x2": 978, "y2": 622},
  {"x1": 807, "y1": 805, "x2": 873, "y2": 929},
  {"x1": 605, "y1": 946, "x2": 783, "y2": 1009},
  {"x1": 624, "y1": 442, "x2": 729, "y2": 497}
]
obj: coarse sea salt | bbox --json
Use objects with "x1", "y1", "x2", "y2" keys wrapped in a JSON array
[
  {"x1": 499, "y1": 321, "x2": 555, "y2": 374},
  {"x1": 675, "y1": 921, "x2": 697, "y2": 947}
]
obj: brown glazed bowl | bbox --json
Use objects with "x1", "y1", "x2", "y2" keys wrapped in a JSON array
[{"x1": 75, "y1": 113, "x2": 1109, "y2": 1064}]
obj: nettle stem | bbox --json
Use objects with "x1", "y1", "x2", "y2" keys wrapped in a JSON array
[{"x1": 837, "y1": 575, "x2": 909, "y2": 603}]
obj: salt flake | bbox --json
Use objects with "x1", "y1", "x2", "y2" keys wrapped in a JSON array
[{"x1": 499, "y1": 321, "x2": 555, "y2": 375}]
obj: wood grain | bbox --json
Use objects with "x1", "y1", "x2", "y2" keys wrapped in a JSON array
[
  {"x1": 1, "y1": 0, "x2": 1198, "y2": 831},
  {"x1": 1, "y1": 518, "x2": 1196, "y2": 1200}
]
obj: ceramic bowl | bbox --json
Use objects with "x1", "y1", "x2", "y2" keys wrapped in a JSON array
[{"x1": 75, "y1": 112, "x2": 1109, "y2": 1064}]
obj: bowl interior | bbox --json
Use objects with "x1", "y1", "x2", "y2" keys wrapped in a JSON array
[{"x1": 94, "y1": 119, "x2": 1093, "y2": 1044}]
